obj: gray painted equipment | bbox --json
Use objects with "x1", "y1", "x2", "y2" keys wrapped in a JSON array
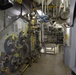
[{"x1": 64, "y1": 0, "x2": 76, "y2": 74}]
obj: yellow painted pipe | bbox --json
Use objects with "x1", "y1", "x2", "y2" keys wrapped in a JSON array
[
  {"x1": 47, "y1": 6, "x2": 57, "y2": 8},
  {"x1": 20, "y1": 54, "x2": 41, "y2": 74},
  {"x1": 5, "y1": 34, "x2": 18, "y2": 40},
  {"x1": 22, "y1": 64, "x2": 29, "y2": 72}
]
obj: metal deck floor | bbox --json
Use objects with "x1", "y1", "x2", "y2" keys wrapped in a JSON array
[{"x1": 23, "y1": 51, "x2": 70, "y2": 75}]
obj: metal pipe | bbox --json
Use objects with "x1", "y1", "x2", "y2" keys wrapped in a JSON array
[
  {"x1": 52, "y1": 1, "x2": 55, "y2": 17},
  {"x1": 20, "y1": 4, "x2": 23, "y2": 16},
  {"x1": 45, "y1": 0, "x2": 47, "y2": 14},
  {"x1": 21, "y1": 64, "x2": 29, "y2": 73},
  {"x1": 42, "y1": 23, "x2": 44, "y2": 43},
  {"x1": 56, "y1": 0, "x2": 61, "y2": 18},
  {"x1": 64, "y1": 0, "x2": 66, "y2": 12},
  {"x1": 4, "y1": 10, "x2": 6, "y2": 28},
  {"x1": 46, "y1": 0, "x2": 48, "y2": 14},
  {"x1": 56, "y1": 0, "x2": 58, "y2": 18},
  {"x1": 41, "y1": 0, "x2": 44, "y2": 44},
  {"x1": 42, "y1": 0, "x2": 44, "y2": 14},
  {"x1": 64, "y1": 0, "x2": 69, "y2": 11}
]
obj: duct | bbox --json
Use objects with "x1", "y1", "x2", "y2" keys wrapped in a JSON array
[
  {"x1": 0, "y1": 0, "x2": 14, "y2": 10},
  {"x1": 23, "y1": 0, "x2": 32, "y2": 10},
  {"x1": 0, "y1": 1, "x2": 31, "y2": 32},
  {"x1": 4, "y1": 3, "x2": 22, "y2": 27}
]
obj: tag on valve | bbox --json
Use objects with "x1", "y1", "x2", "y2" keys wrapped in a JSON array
[{"x1": 15, "y1": 0, "x2": 23, "y2": 4}]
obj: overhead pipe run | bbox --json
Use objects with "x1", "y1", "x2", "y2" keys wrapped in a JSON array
[
  {"x1": 45, "y1": 0, "x2": 47, "y2": 14},
  {"x1": 41, "y1": 0, "x2": 53, "y2": 15},
  {"x1": 42, "y1": 0, "x2": 44, "y2": 14}
]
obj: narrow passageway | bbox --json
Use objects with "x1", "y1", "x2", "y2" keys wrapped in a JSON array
[
  {"x1": 24, "y1": 49, "x2": 70, "y2": 75},
  {"x1": 0, "y1": 0, "x2": 73, "y2": 74}
]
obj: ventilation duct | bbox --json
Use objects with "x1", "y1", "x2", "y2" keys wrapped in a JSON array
[{"x1": 0, "y1": 0, "x2": 14, "y2": 10}]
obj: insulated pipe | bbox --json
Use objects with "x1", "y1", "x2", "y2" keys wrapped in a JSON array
[
  {"x1": 45, "y1": 0, "x2": 47, "y2": 14},
  {"x1": 64, "y1": 0, "x2": 69, "y2": 10},
  {"x1": 56, "y1": 0, "x2": 58, "y2": 17},
  {"x1": 41, "y1": 23, "x2": 44, "y2": 44},
  {"x1": 63, "y1": 0, "x2": 66, "y2": 12},
  {"x1": 41, "y1": 0, "x2": 44, "y2": 44},
  {"x1": 42, "y1": 23, "x2": 44, "y2": 43},
  {"x1": 46, "y1": 0, "x2": 48, "y2": 14},
  {"x1": 63, "y1": 0, "x2": 69, "y2": 12},
  {"x1": 56, "y1": 0, "x2": 61, "y2": 17},
  {"x1": 42, "y1": 0, "x2": 44, "y2": 15}
]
